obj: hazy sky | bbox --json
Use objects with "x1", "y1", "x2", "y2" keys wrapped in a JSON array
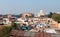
[{"x1": 0, "y1": 0, "x2": 60, "y2": 14}]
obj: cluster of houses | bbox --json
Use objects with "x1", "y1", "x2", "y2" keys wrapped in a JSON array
[
  {"x1": 0, "y1": 11, "x2": 60, "y2": 33},
  {"x1": 7, "y1": 12, "x2": 60, "y2": 37},
  {"x1": 0, "y1": 11, "x2": 60, "y2": 37},
  {"x1": 0, "y1": 14, "x2": 16, "y2": 26}
]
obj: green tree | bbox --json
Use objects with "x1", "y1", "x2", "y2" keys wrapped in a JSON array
[
  {"x1": 11, "y1": 22, "x2": 18, "y2": 29},
  {"x1": 48, "y1": 12, "x2": 53, "y2": 18},
  {"x1": 52, "y1": 13, "x2": 60, "y2": 23},
  {"x1": 0, "y1": 26, "x2": 12, "y2": 37},
  {"x1": 0, "y1": 22, "x2": 18, "y2": 37}
]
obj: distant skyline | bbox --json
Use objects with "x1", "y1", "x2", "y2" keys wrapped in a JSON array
[{"x1": 0, "y1": 0, "x2": 60, "y2": 14}]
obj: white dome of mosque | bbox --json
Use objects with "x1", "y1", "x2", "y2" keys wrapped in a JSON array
[
  {"x1": 56, "y1": 12, "x2": 60, "y2": 14},
  {"x1": 38, "y1": 10, "x2": 45, "y2": 17}
]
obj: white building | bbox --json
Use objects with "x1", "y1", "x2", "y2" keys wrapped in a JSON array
[
  {"x1": 38, "y1": 10, "x2": 45, "y2": 17},
  {"x1": 56, "y1": 12, "x2": 60, "y2": 14}
]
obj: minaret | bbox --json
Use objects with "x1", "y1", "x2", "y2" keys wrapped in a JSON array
[{"x1": 38, "y1": 10, "x2": 44, "y2": 17}]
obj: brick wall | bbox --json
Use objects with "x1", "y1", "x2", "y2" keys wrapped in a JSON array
[{"x1": 10, "y1": 30, "x2": 60, "y2": 37}]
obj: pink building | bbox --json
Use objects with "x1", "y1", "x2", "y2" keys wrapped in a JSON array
[
  {"x1": 58, "y1": 23, "x2": 60, "y2": 28},
  {"x1": 20, "y1": 12, "x2": 33, "y2": 18}
]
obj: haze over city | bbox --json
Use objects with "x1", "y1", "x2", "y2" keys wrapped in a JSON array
[
  {"x1": 0, "y1": 0, "x2": 60, "y2": 37},
  {"x1": 0, "y1": 0, "x2": 60, "y2": 14}
]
